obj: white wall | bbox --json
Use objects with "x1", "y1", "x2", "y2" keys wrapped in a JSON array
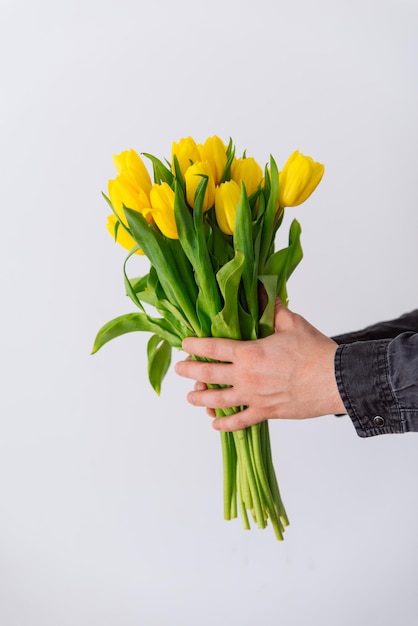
[{"x1": 1, "y1": 0, "x2": 418, "y2": 624}]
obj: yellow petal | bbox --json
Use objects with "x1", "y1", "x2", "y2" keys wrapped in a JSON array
[
  {"x1": 278, "y1": 150, "x2": 324, "y2": 207},
  {"x1": 231, "y1": 157, "x2": 263, "y2": 197},
  {"x1": 171, "y1": 136, "x2": 201, "y2": 177},
  {"x1": 108, "y1": 176, "x2": 151, "y2": 226},
  {"x1": 215, "y1": 180, "x2": 241, "y2": 235},
  {"x1": 106, "y1": 214, "x2": 144, "y2": 254},
  {"x1": 184, "y1": 161, "x2": 216, "y2": 211},
  {"x1": 199, "y1": 136, "x2": 228, "y2": 185},
  {"x1": 112, "y1": 149, "x2": 152, "y2": 195},
  {"x1": 150, "y1": 183, "x2": 179, "y2": 239}
]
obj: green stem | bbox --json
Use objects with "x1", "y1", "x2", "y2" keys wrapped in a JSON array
[
  {"x1": 233, "y1": 429, "x2": 265, "y2": 529},
  {"x1": 237, "y1": 462, "x2": 250, "y2": 530},
  {"x1": 203, "y1": 375, "x2": 287, "y2": 537},
  {"x1": 262, "y1": 421, "x2": 289, "y2": 528},
  {"x1": 220, "y1": 430, "x2": 232, "y2": 521},
  {"x1": 250, "y1": 424, "x2": 284, "y2": 540},
  {"x1": 229, "y1": 432, "x2": 237, "y2": 519}
]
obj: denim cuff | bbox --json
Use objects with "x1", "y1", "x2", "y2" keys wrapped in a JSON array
[{"x1": 335, "y1": 340, "x2": 405, "y2": 438}]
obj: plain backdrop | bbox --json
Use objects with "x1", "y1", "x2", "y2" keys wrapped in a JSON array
[{"x1": 1, "y1": 0, "x2": 418, "y2": 624}]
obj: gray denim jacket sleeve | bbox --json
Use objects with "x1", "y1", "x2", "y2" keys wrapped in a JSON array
[{"x1": 332, "y1": 310, "x2": 418, "y2": 437}]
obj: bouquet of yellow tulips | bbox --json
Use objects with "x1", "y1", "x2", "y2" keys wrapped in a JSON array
[{"x1": 93, "y1": 135, "x2": 324, "y2": 540}]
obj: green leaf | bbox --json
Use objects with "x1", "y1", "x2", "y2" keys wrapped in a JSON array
[
  {"x1": 208, "y1": 220, "x2": 234, "y2": 269},
  {"x1": 129, "y1": 274, "x2": 149, "y2": 294},
  {"x1": 257, "y1": 275, "x2": 279, "y2": 337},
  {"x1": 91, "y1": 312, "x2": 182, "y2": 354},
  {"x1": 233, "y1": 183, "x2": 257, "y2": 319},
  {"x1": 174, "y1": 181, "x2": 221, "y2": 326},
  {"x1": 172, "y1": 154, "x2": 185, "y2": 193},
  {"x1": 174, "y1": 182, "x2": 198, "y2": 261},
  {"x1": 192, "y1": 176, "x2": 222, "y2": 322},
  {"x1": 147, "y1": 335, "x2": 172, "y2": 395},
  {"x1": 123, "y1": 248, "x2": 147, "y2": 311},
  {"x1": 284, "y1": 219, "x2": 303, "y2": 279},
  {"x1": 264, "y1": 219, "x2": 303, "y2": 280},
  {"x1": 249, "y1": 188, "x2": 262, "y2": 220},
  {"x1": 259, "y1": 156, "x2": 279, "y2": 271},
  {"x1": 255, "y1": 187, "x2": 266, "y2": 219},
  {"x1": 142, "y1": 266, "x2": 195, "y2": 339},
  {"x1": 195, "y1": 291, "x2": 211, "y2": 335},
  {"x1": 123, "y1": 268, "x2": 189, "y2": 339},
  {"x1": 142, "y1": 153, "x2": 174, "y2": 186},
  {"x1": 221, "y1": 140, "x2": 236, "y2": 183},
  {"x1": 123, "y1": 207, "x2": 201, "y2": 334},
  {"x1": 101, "y1": 191, "x2": 114, "y2": 212},
  {"x1": 263, "y1": 219, "x2": 303, "y2": 305},
  {"x1": 263, "y1": 248, "x2": 289, "y2": 281},
  {"x1": 170, "y1": 239, "x2": 199, "y2": 307},
  {"x1": 193, "y1": 174, "x2": 208, "y2": 222},
  {"x1": 238, "y1": 302, "x2": 256, "y2": 340},
  {"x1": 155, "y1": 297, "x2": 195, "y2": 338},
  {"x1": 211, "y1": 250, "x2": 245, "y2": 339}
]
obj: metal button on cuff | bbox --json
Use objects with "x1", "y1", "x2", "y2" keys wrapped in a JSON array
[{"x1": 373, "y1": 415, "x2": 385, "y2": 427}]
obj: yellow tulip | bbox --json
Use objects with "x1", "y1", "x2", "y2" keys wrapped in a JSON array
[
  {"x1": 171, "y1": 136, "x2": 201, "y2": 177},
  {"x1": 112, "y1": 149, "x2": 152, "y2": 196},
  {"x1": 198, "y1": 136, "x2": 228, "y2": 185},
  {"x1": 106, "y1": 214, "x2": 144, "y2": 254},
  {"x1": 108, "y1": 149, "x2": 153, "y2": 228},
  {"x1": 150, "y1": 183, "x2": 179, "y2": 239},
  {"x1": 231, "y1": 157, "x2": 263, "y2": 197},
  {"x1": 278, "y1": 150, "x2": 324, "y2": 207},
  {"x1": 184, "y1": 161, "x2": 216, "y2": 212},
  {"x1": 215, "y1": 180, "x2": 241, "y2": 235},
  {"x1": 108, "y1": 177, "x2": 151, "y2": 226}
]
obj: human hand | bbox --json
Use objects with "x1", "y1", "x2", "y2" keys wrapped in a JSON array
[{"x1": 175, "y1": 298, "x2": 346, "y2": 431}]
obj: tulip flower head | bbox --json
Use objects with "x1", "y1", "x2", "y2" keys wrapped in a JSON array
[
  {"x1": 171, "y1": 136, "x2": 201, "y2": 177},
  {"x1": 108, "y1": 149, "x2": 153, "y2": 227},
  {"x1": 184, "y1": 160, "x2": 216, "y2": 212},
  {"x1": 278, "y1": 150, "x2": 324, "y2": 207},
  {"x1": 231, "y1": 157, "x2": 263, "y2": 197},
  {"x1": 198, "y1": 135, "x2": 228, "y2": 185},
  {"x1": 112, "y1": 149, "x2": 152, "y2": 196},
  {"x1": 215, "y1": 180, "x2": 242, "y2": 235},
  {"x1": 106, "y1": 214, "x2": 144, "y2": 254},
  {"x1": 150, "y1": 182, "x2": 179, "y2": 239}
]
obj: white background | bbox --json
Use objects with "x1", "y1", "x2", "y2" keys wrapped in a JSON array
[{"x1": 1, "y1": 0, "x2": 418, "y2": 624}]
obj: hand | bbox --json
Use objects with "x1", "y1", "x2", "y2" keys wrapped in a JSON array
[{"x1": 175, "y1": 298, "x2": 346, "y2": 431}]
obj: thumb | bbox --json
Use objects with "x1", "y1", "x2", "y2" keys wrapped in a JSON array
[{"x1": 274, "y1": 297, "x2": 293, "y2": 331}]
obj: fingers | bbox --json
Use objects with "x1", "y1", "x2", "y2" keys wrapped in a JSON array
[
  {"x1": 211, "y1": 408, "x2": 266, "y2": 432},
  {"x1": 186, "y1": 384, "x2": 244, "y2": 410},
  {"x1": 194, "y1": 381, "x2": 207, "y2": 392},
  {"x1": 175, "y1": 359, "x2": 235, "y2": 386},
  {"x1": 182, "y1": 336, "x2": 238, "y2": 362}
]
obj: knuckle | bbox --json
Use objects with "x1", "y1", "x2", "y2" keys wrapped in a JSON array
[
  {"x1": 215, "y1": 387, "x2": 232, "y2": 408},
  {"x1": 200, "y1": 362, "x2": 215, "y2": 382},
  {"x1": 233, "y1": 412, "x2": 249, "y2": 430},
  {"x1": 239, "y1": 342, "x2": 264, "y2": 369},
  {"x1": 201, "y1": 340, "x2": 218, "y2": 359}
]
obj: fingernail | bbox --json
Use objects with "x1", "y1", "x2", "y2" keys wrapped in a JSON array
[{"x1": 187, "y1": 392, "x2": 196, "y2": 405}]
